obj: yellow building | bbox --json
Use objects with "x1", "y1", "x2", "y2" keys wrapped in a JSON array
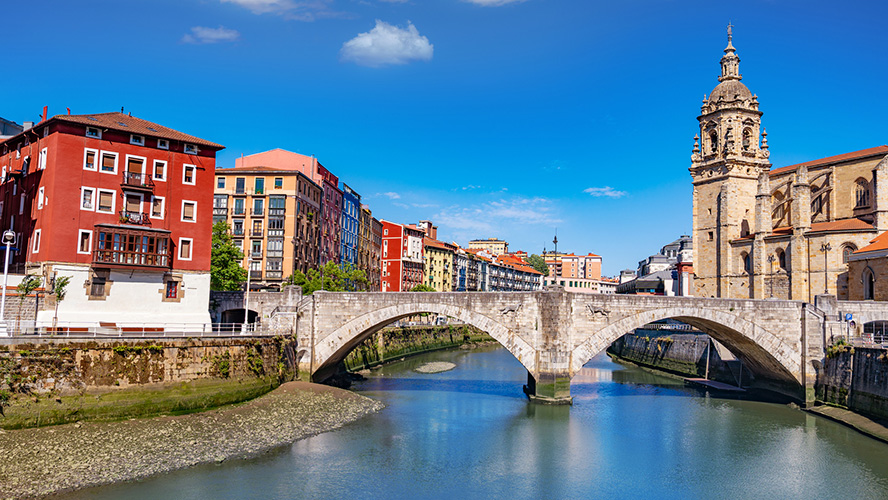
[
  {"x1": 214, "y1": 166, "x2": 321, "y2": 288},
  {"x1": 467, "y1": 238, "x2": 508, "y2": 255},
  {"x1": 423, "y1": 238, "x2": 456, "y2": 291}
]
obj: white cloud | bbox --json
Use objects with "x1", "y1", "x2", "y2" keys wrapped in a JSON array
[
  {"x1": 382, "y1": 191, "x2": 401, "y2": 199},
  {"x1": 434, "y1": 196, "x2": 560, "y2": 243},
  {"x1": 340, "y1": 20, "x2": 433, "y2": 67},
  {"x1": 221, "y1": 0, "x2": 341, "y2": 21},
  {"x1": 181, "y1": 26, "x2": 241, "y2": 44},
  {"x1": 583, "y1": 186, "x2": 627, "y2": 198},
  {"x1": 463, "y1": 0, "x2": 526, "y2": 6}
]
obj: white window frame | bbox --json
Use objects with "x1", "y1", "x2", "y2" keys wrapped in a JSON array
[
  {"x1": 1, "y1": 165, "x2": 6, "y2": 182},
  {"x1": 99, "y1": 151, "x2": 118, "y2": 175},
  {"x1": 96, "y1": 188, "x2": 116, "y2": 214},
  {"x1": 81, "y1": 187, "x2": 96, "y2": 211},
  {"x1": 152, "y1": 160, "x2": 167, "y2": 181},
  {"x1": 123, "y1": 192, "x2": 143, "y2": 214},
  {"x1": 182, "y1": 164, "x2": 196, "y2": 185},
  {"x1": 181, "y1": 200, "x2": 197, "y2": 223},
  {"x1": 130, "y1": 134, "x2": 145, "y2": 146},
  {"x1": 178, "y1": 237, "x2": 193, "y2": 261},
  {"x1": 184, "y1": 144, "x2": 198, "y2": 155},
  {"x1": 150, "y1": 195, "x2": 165, "y2": 220},
  {"x1": 37, "y1": 187, "x2": 44, "y2": 210},
  {"x1": 32, "y1": 229, "x2": 40, "y2": 253},
  {"x1": 38, "y1": 148, "x2": 47, "y2": 170},
  {"x1": 124, "y1": 154, "x2": 147, "y2": 178},
  {"x1": 83, "y1": 148, "x2": 98, "y2": 171},
  {"x1": 77, "y1": 230, "x2": 92, "y2": 255},
  {"x1": 19, "y1": 194, "x2": 25, "y2": 215},
  {"x1": 86, "y1": 127, "x2": 101, "y2": 139},
  {"x1": 157, "y1": 138, "x2": 169, "y2": 150}
]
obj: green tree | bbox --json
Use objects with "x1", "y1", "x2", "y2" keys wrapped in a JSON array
[
  {"x1": 286, "y1": 261, "x2": 368, "y2": 295},
  {"x1": 410, "y1": 284, "x2": 436, "y2": 292},
  {"x1": 211, "y1": 221, "x2": 247, "y2": 291},
  {"x1": 527, "y1": 254, "x2": 550, "y2": 276},
  {"x1": 51, "y1": 275, "x2": 71, "y2": 332}
]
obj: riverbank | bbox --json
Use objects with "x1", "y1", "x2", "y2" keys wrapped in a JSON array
[{"x1": 0, "y1": 381, "x2": 384, "y2": 499}]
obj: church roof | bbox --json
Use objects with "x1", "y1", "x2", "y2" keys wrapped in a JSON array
[
  {"x1": 770, "y1": 145, "x2": 888, "y2": 176},
  {"x1": 855, "y1": 231, "x2": 888, "y2": 254},
  {"x1": 708, "y1": 79, "x2": 752, "y2": 103}
]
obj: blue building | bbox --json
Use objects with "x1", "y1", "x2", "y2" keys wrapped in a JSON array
[{"x1": 339, "y1": 183, "x2": 361, "y2": 267}]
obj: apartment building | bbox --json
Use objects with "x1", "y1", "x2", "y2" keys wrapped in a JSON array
[
  {"x1": 0, "y1": 111, "x2": 223, "y2": 327},
  {"x1": 340, "y1": 184, "x2": 360, "y2": 268},
  {"x1": 358, "y1": 205, "x2": 382, "y2": 291},
  {"x1": 381, "y1": 220, "x2": 424, "y2": 291},
  {"x1": 214, "y1": 166, "x2": 322, "y2": 286},
  {"x1": 424, "y1": 237, "x2": 456, "y2": 291},
  {"x1": 467, "y1": 237, "x2": 508, "y2": 255}
]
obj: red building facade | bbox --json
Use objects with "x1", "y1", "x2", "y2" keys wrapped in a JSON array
[
  {"x1": 0, "y1": 112, "x2": 222, "y2": 328},
  {"x1": 381, "y1": 220, "x2": 424, "y2": 291}
]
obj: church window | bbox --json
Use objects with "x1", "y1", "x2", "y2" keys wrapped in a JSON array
[
  {"x1": 864, "y1": 268, "x2": 875, "y2": 300},
  {"x1": 709, "y1": 131, "x2": 718, "y2": 153},
  {"x1": 740, "y1": 219, "x2": 750, "y2": 238},
  {"x1": 777, "y1": 249, "x2": 787, "y2": 270},
  {"x1": 742, "y1": 128, "x2": 752, "y2": 151},
  {"x1": 742, "y1": 252, "x2": 751, "y2": 274},
  {"x1": 842, "y1": 244, "x2": 856, "y2": 264},
  {"x1": 855, "y1": 178, "x2": 870, "y2": 208}
]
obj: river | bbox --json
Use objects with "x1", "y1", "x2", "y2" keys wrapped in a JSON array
[{"x1": 59, "y1": 346, "x2": 888, "y2": 499}]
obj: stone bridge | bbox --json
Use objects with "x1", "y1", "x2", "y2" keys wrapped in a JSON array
[{"x1": 270, "y1": 290, "x2": 888, "y2": 404}]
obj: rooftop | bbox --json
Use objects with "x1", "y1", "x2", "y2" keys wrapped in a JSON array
[
  {"x1": 47, "y1": 112, "x2": 223, "y2": 149},
  {"x1": 770, "y1": 145, "x2": 888, "y2": 176}
]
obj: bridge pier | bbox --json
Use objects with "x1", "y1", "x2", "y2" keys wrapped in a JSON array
[{"x1": 523, "y1": 350, "x2": 573, "y2": 405}]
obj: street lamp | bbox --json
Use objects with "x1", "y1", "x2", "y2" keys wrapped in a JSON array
[
  {"x1": 821, "y1": 242, "x2": 832, "y2": 294},
  {"x1": 0, "y1": 230, "x2": 14, "y2": 336},
  {"x1": 767, "y1": 254, "x2": 776, "y2": 298}
]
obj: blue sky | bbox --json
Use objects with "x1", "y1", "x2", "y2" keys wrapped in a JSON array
[{"x1": 4, "y1": 0, "x2": 887, "y2": 275}]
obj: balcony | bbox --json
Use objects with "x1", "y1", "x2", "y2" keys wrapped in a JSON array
[
  {"x1": 121, "y1": 172, "x2": 155, "y2": 193},
  {"x1": 118, "y1": 210, "x2": 150, "y2": 225},
  {"x1": 232, "y1": 228, "x2": 244, "y2": 236},
  {"x1": 251, "y1": 229, "x2": 263, "y2": 237},
  {"x1": 265, "y1": 271, "x2": 283, "y2": 280},
  {"x1": 251, "y1": 208, "x2": 264, "y2": 217},
  {"x1": 249, "y1": 270, "x2": 262, "y2": 279},
  {"x1": 269, "y1": 208, "x2": 285, "y2": 217},
  {"x1": 251, "y1": 251, "x2": 262, "y2": 259},
  {"x1": 92, "y1": 224, "x2": 171, "y2": 270},
  {"x1": 267, "y1": 250, "x2": 284, "y2": 258},
  {"x1": 213, "y1": 207, "x2": 228, "y2": 216}
]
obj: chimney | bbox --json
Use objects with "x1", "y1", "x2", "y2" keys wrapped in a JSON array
[
  {"x1": 41, "y1": 106, "x2": 48, "y2": 122},
  {"x1": 23, "y1": 121, "x2": 34, "y2": 131}
]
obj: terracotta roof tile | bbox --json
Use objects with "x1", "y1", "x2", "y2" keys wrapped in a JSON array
[
  {"x1": 216, "y1": 165, "x2": 301, "y2": 173},
  {"x1": 855, "y1": 232, "x2": 888, "y2": 254},
  {"x1": 770, "y1": 145, "x2": 888, "y2": 176},
  {"x1": 808, "y1": 218, "x2": 873, "y2": 232},
  {"x1": 52, "y1": 112, "x2": 224, "y2": 149}
]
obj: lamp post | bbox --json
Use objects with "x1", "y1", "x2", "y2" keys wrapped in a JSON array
[
  {"x1": 242, "y1": 255, "x2": 252, "y2": 334},
  {"x1": 0, "y1": 230, "x2": 14, "y2": 336},
  {"x1": 821, "y1": 242, "x2": 832, "y2": 294},
  {"x1": 767, "y1": 254, "x2": 776, "y2": 298}
]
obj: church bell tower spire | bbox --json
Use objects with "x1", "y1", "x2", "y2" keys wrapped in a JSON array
[{"x1": 719, "y1": 22, "x2": 742, "y2": 82}]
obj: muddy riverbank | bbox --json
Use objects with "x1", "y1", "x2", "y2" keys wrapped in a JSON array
[{"x1": 0, "y1": 382, "x2": 383, "y2": 499}]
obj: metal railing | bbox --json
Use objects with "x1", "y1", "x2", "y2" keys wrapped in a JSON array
[
  {"x1": 122, "y1": 172, "x2": 155, "y2": 190},
  {"x1": 118, "y1": 210, "x2": 150, "y2": 225},
  {"x1": 3, "y1": 322, "x2": 276, "y2": 338}
]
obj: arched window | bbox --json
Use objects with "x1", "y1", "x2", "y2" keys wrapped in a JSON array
[
  {"x1": 863, "y1": 268, "x2": 875, "y2": 300},
  {"x1": 740, "y1": 219, "x2": 750, "y2": 238},
  {"x1": 742, "y1": 252, "x2": 751, "y2": 274},
  {"x1": 742, "y1": 128, "x2": 752, "y2": 151},
  {"x1": 777, "y1": 249, "x2": 787, "y2": 271},
  {"x1": 855, "y1": 178, "x2": 870, "y2": 208},
  {"x1": 709, "y1": 131, "x2": 718, "y2": 154},
  {"x1": 842, "y1": 244, "x2": 857, "y2": 264}
]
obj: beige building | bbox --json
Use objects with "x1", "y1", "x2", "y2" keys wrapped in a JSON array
[
  {"x1": 691, "y1": 28, "x2": 888, "y2": 301},
  {"x1": 468, "y1": 238, "x2": 508, "y2": 255},
  {"x1": 424, "y1": 238, "x2": 456, "y2": 292},
  {"x1": 214, "y1": 166, "x2": 321, "y2": 288}
]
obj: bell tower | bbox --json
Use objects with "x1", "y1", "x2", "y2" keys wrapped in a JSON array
[{"x1": 690, "y1": 25, "x2": 771, "y2": 298}]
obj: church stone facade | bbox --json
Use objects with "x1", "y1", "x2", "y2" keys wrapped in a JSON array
[{"x1": 691, "y1": 28, "x2": 888, "y2": 301}]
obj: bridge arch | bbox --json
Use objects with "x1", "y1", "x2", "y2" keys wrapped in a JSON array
[
  {"x1": 312, "y1": 302, "x2": 536, "y2": 382},
  {"x1": 571, "y1": 306, "x2": 801, "y2": 385}
]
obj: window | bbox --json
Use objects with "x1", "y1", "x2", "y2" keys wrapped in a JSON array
[
  {"x1": 777, "y1": 249, "x2": 787, "y2": 270},
  {"x1": 274, "y1": 177, "x2": 283, "y2": 189},
  {"x1": 90, "y1": 276, "x2": 106, "y2": 298},
  {"x1": 213, "y1": 194, "x2": 228, "y2": 209},
  {"x1": 252, "y1": 198, "x2": 264, "y2": 216},
  {"x1": 251, "y1": 240, "x2": 262, "y2": 258},
  {"x1": 153, "y1": 160, "x2": 167, "y2": 181},
  {"x1": 157, "y1": 139, "x2": 169, "y2": 150},
  {"x1": 183, "y1": 164, "x2": 196, "y2": 185},
  {"x1": 268, "y1": 218, "x2": 284, "y2": 236},
  {"x1": 81, "y1": 187, "x2": 96, "y2": 211},
  {"x1": 181, "y1": 200, "x2": 196, "y2": 222},
  {"x1": 165, "y1": 280, "x2": 179, "y2": 299},
  {"x1": 709, "y1": 130, "x2": 718, "y2": 153},
  {"x1": 32, "y1": 230, "x2": 40, "y2": 253},
  {"x1": 235, "y1": 178, "x2": 245, "y2": 194},
  {"x1": 233, "y1": 198, "x2": 245, "y2": 215},
  {"x1": 707, "y1": 231, "x2": 714, "y2": 241},
  {"x1": 742, "y1": 128, "x2": 752, "y2": 151},
  {"x1": 125, "y1": 155, "x2": 146, "y2": 180},
  {"x1": 100, "y1": 151, "x2": 118, "y2": 174},
  {"x1": 179, "y1": 238, "x2": 193, "y2": 260},
  {"x1": 86, "y1": 127, "x2": 101, "y2": 139},
  {"x1": 37, "y1": 187, "x2": 44, "y2": 210},
  {"x1": 83, "y1": 148, "x2": 98, "y2": 171},
  {"x1": 97, "y1": 189, "x2": 115, "y2": 213},
  {"x1": 233, "y1": 219, "x2": 244, "y2": 235},
  {"x1": 842, "y1": 244, "x2": 857, "y2": 264},
  {"x1": 254, "y1": 178, "x2": 264, "y2": 194},
  {"x1": 130, "y1": 134, "x2": 144, "y2": 146},
  {"x1": 19, "y1": 195, "x2": 25, "y2": 215},
  {"x1": 742, "y1": 252, "x2": 751, "y2": 274},
  {"x1": 151, "y1": 196, "x2": 165, "y2": 219},
  {"x1": 855, "y1": 179, "x2": 870, "y2": 208},
  {"x1": 78, "y1": 230, "x2": 92, "y2": 254},
  {"x1": 38, "y1": 148, "x2": 47, "y2": 170},
  {"x1": 184, "y1": 144, "x2": 198, "y2": 155},
  {"x1": 864, "y1": 268, "x2": 875, "y2": 300},
  {"x1": 217, "y1": 177, "x2": 225, "y2": 189}
]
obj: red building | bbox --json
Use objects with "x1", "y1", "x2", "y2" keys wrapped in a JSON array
[
  {"x1": 380, "y1": 220, "x2": 424, "y2": 291},
  {"x1": 0, "y1": 111, "x2": 223, "y2": 329}
]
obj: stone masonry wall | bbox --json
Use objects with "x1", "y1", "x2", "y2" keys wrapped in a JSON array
[{"x1": 817, "y1": 346, "x2": 888, "y2": 421}]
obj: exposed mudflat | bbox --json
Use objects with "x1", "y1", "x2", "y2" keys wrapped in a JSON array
[
  {"x1": 0, "y1": 382, "x2": 383, "y2": 499},
  {"x1": 414, "y1": 362, "x2": 456, "y2": 374}
]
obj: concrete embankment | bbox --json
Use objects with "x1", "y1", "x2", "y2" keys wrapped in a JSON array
[
  {"x1": 816, "y1": 346, "x2": 888, "y2": 423},
  {"x1": 343, "y1": 324, "x2": 491, "y2": 372},
  {"x1": 0, "y1": 336, "x2": 298, "y2": 429},
  {"x1": 0, "y1": 381, "x2": 384, "y2": 499}
]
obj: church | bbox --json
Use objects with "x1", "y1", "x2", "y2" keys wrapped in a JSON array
[{"x1": 690, "y1": 27, "x2": 888, "y2": 301}]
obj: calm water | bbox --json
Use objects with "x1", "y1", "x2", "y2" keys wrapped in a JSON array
[{"x1": 63, "y1": 347, "x2": 888, "y2": 500}]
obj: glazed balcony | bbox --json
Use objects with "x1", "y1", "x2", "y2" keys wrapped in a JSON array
[
  {"x1": 121, "y1": 172, "x2": 155, "y2": 193},
  {"x1": 92, "y1": 224, "x2": 171, "y2": 270}
]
